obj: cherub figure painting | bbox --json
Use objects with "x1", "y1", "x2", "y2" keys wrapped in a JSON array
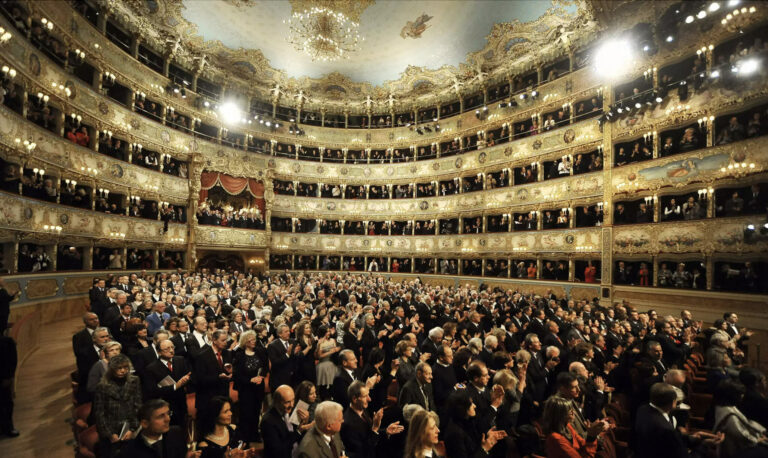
[{"x1": 401, "y1": 13, "x2": 433, "y2": 39}]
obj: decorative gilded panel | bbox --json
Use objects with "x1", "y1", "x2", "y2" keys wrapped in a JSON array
[
  {"x1": 195, "y1": 226, "x2": 268, "y2": 248},
  {"x1": 569, "y1": 286, "x2": 601, "y2": 302},
  {"x1": 62, "y1": 276, "x2": 98, "y2": 295},
  {"x1": 271, "y1": 173, "x2": 603, "y2": 219},
  {"x1": 25, "y1": 278, "x2": 59, "y2": 299},
  {"x1": 612, "y1": 217, "x2": 767, "y2": 255},
  {"x1": 0, "y1": 192, "x2": 187, "y2": 247},
  {"x1": 270, "y1": 228, "x2": 600, "y2": 256}
]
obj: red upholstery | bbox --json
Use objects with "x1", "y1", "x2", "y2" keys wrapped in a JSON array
[{"x1": 76, "y1": 425, "x2": 98, "y2": 458}]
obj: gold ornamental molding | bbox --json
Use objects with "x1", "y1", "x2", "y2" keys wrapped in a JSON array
[
  {"x1": 195, "y1": 226, "x2": 269, "y2": 249},
  {"x1": 270, "y1": 228, "x2": 601, "y2": 257},
  {"x1": 271, "y1": 172, "x2": 603, "y2": 220},
  {"x1": 0, "y1": 192, "x2": 188, "y2": 247},
  {"x1": 611, "y1": 136, "x2": 768, "y2": 194},
  {"x1": 612, "y1": 216, "x2": 768, "y2": 256}
]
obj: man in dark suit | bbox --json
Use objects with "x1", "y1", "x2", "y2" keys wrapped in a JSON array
[
  {"x1": 432, "y1": 345, "x2": 458, "y2": 414},
  {"x1": 116, "y1": 399, "x2": 188, "y2": 458},
  {"x1": 542, "y1": 320, "x2": 565, "y2": 351},
  {"x1": 0, "y1": 278, "x2": 20, "y2": 333},
  {"x1": 133, "y1": 330, "x2": 169, "y2": 379},
  {"x1": 0, "y1": 334, "x2": 18, "y2": 438},
  {"x1": 398, "y1": 362, "x2": 436, "y2": 412},
  {"x1": 642, "y1": 341, "x2": 669, "y2": 377},
  {"x1": 342, "y1": 381, "x2": 403, "y2": 458},
  {"x1": 524, "y1": 334, "x2": 559, "y2": 403},
  {"x1": 332, "y1": 349, "x2": 358, "y2": 407},
  {"x1": 142, "y1": 339, "x2": 190, "y2": 426},
  {"x1": 88, "y1": 279, "x2": 108, "y2": 319},
  {"x1": 75, "y1": 325, "x2": 110, "y2": 403},
  {"x1": 186, "y1": 316, "x2": 209, "y2": 361},
  {"x1": 170, "y1": 319, "x2": 190, "y2": 360},
  {"x1": 72, "y1": 312, "x2": 100, "y2": 358},
  {"x1": 108, "y1": 303, "x2": 134, "y2": 343},
  {"x1": 297, "y1": 401, "x2": 345, "y2": 458},
  {"x1": 633, "y1": 383, "x2": 718, "y2": 458},
  {"x1": 268, "y1": 323, "x2": 299, "y2": 394},
  {"x1": 648, "y1": 321, "x2": 690, "y2": 368},
  {"x1": 261, "y1": 385, "x2": 301, "y2": 458},
  {"x1": 192, "y1": 329, "x2": 232, "y2": 413},
  {"x1": 528, "y1": 309, "x2": 547, "y2": 339}
]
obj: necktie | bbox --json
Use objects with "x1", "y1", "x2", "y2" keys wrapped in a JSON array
[
  {"x1": 167, "y1": 360, "x2": 173, "y2": 372},
  {"x1": 329, "y1": 438, "x2": 339, "y2": 458},
  {"x1": 284, "y1": 341, "x2": 289, "y2": 352},
  {"x1": 216, "y1": 352, "x2": 223, "y2": 369},
  {"x1": 420, "y1": 385, "x2": 429, "y2": 410}
]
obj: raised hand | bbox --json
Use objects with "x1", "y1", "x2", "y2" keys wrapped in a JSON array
[{"x1": 386, "y1": 421, "x2": 405, "y2": 435}]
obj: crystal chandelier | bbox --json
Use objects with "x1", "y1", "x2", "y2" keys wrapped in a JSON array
[
  {"x1": 285, "y1": 6, "x2": 362, "y2": 62},
  {"x1": 721, "y1": 5, "x2": 758, "y2": 32}
]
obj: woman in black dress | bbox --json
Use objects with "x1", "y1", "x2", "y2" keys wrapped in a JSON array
[
  {"x1": 197, "y1": 396, "x2": 249, "y2": 457},
  {"x1": 293, "y1": 321, "x2": 317, "y2": 385},
  {"x1": 232, "y1": 331, "x2": 266, "y2": 443}
]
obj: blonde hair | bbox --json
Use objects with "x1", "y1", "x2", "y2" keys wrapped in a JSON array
[{"x1": 404, "y1": 409, "x2": 439, "y2": 458}]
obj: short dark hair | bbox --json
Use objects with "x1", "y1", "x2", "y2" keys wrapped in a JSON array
[
  {"x1": 138, "y1": 399, "x2": 169, "y2": 422},
  {"x1": 466, "y1": 360, "x2": 487, "y2": 381},
  {"x1": 556, "y1": 371, "x2": 578, "y2": 389},
  {"x1": 739, "y1": 368, "x2": 765, "y2": 389},
  {"x1": 347, "y1": 380, "x2": 365, "y2": 403},
  {"x1": 649, "y1": 382, "x2": 678, "y2": 409}
]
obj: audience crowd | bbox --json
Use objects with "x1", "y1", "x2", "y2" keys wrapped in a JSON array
[{"x1": 64, "y1": 269, "x2": 768, "y2": 458}]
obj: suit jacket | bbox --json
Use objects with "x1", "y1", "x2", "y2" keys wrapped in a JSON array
[
  {"x1": 432, "y1": 362, "x2": 457, "y2": 413},
  {"x1": 261, "y1": 407, "x2": 300, "y2": 458},
  {"x1": 72, "y1": 327, "x2": 94, "y2": 358},
  {"x1": 341, "y1": 408, "x2": 380, "y2": 458},
  {"x1": 116, "y1": 426, "x2": 187, "y2": 458},
  {"x1": 193, "y1": 346, "x2": 232, "y2": 411},
  {"x1": 145, "y1": 312, "x2": 170, "y2": 336},
  {"x1": 633, "y1": 404, "x2": 690, "y2": 458},
  {"x1": 332, "y1": 369, "x2": 356, "y2": 407},
  {"x1": 170, "y1": 333, "x2": 189, "y2": 359},
  {"x1": 133, "y1": 344, "x2": 159, "y2": 378},
  {"x1": 267, "y1": 338, "x2": 296, "y2": 391},
  {"x1": 398, "y1": 378, "x2": 435, "y2": 411},
  {"x1": 185, "y1": 332, "x2": 208, "y2": 360},
  {"x1": 143, "y1": 356, "x2": 189, "y2": 423},
  {"x1": 297, "y1": 426, "x2": 345, "y2": 458},
  {"x1": 542, "y1": 332, "x2": 565, "y2": 350}
]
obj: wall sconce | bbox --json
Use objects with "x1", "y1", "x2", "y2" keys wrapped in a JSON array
[
  {"x1": 643, "y1": 196, "x2": 655, "y2": 206},
  {"x1": 16, "y1": 138, "x2": 36, "y2": 152},
  {"x1": 109, "y1": 232, "x2": 126, "y2": 239},
  {"x1": 103, "y1": 71, "x2": 116, "y2": 84},
  {"x1": 101, "y1": 129, "x2": 113, "y2": 139},
  {"x1": 64, "y1": 179, "x2": 77, "y2": 190},
  {"x1": 51, "y1": 81, "x2": 71, "y2": 97},
  {"x1": 129, "y1": 196, "x2": 141, "y2": 205},
  {"x1": 35, "y1": 92, "x2": 50, "y2": 106},
  {"x1": 43, "y1": 225, "x2": 62, "y2": 232},
  {"x1": 40, "y1": 17, "x2": 54, "y2": 30},
  {"x1": 70, "y1": 112, "x2": 83, "y2": 127},
  {"x1": 97, "y1": 188, "x2": 110, "y2": 198},
  {"x1": 135, "y1": 91, "x2": 146, "y2": 101},
  {"x1": 0, "y1": 26, "x2": 11, "y2": 44},
  {"x1": 697, "y1": 188, "x2": 714, "y2": 200},
  {"x1": 31, "y1": 168, "x2": 45, "y2": 180},
  {"x1": 170, "y1": 237, "x2": 185, "y2": 243},
  {"x1": 80, "y1": 166, "x2": 99, "y2": 176},
  {"x1": 596, "y1": 202, "x2": 604, "y2": 210},
  {"x1": 72, "y1": 48, "x2": 86, "y2": 62},
  {"x1": 1, "y1": 65, "x2": 16, "y2": 81},
  {"x1": 131, "y1": 143, "x2": 143, "y2": 153}
]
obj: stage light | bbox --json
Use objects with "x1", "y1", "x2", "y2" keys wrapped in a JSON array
[
  {"x1": 203, "y1": 100, "x2": 210, "y2": 108},
  {"x1": 519, "y1": 93, "x2": 527, "y2": 100},
  {"x1": 709, "y1": 2, "x2": 720, "y2": 12},
  {"x1": 594, "y1": 39, "x2": 633, "y2": 79},
  {"x1": 635, "y1": 102, "x2": 642, "y2": 109},
  {"x1": 697, "y1": 10, "x2": 707, "y2": 19},
  {"x1": 685, "y1": 15, "x2": 695, "y2": 23},
  {"x1": 531, "y1": 90, "x2": 538, "y2": 98},
  {"x1": 710, "y1": 69, "x2": 720, "y2": 78},
  {"x1": 655, "y1": 96, "x2": 663, "y2": 103},
  {"x1": 219, "y1": 101, "x2": 241, "y2": 125},
  {"x1": 666, "y1": 35, "x2": 674, "y2": 42},
  {"x1": 617, "y1": 107, "x2": 623, "y2": 114},
  {"x1": 727, "y1": 0, "x2": 740, "y2": 7}
]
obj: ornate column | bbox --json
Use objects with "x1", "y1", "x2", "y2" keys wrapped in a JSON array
[
  {"x1": 568, "y1": 258, "x2": 575, "y2": 282},
  {"x1": 600, "y1": 84, "x2": 614, "y2": 305},
  {"x1": 536, "y1": 258, "x2": 542, "y2": 279},
  {"x1": 185, "y1": 153, "x2": 205, "y2": 271},
  {"x1": 153, "y1": 249, "x2": 160, "y2": 269},
  {"x1": 83, "y1": 243, "x2": 93, "y2": 270},
  {"x1": 652, "y1": 256, "x2": 659, "y2": 287},
  {"x1": 705, "y1": 253, "x2": 713, "y2": 290}
]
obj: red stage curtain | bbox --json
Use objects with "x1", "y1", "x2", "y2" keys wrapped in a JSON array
[{"x1": 199, "y1": 172, "x2": 266, "y2": 213}]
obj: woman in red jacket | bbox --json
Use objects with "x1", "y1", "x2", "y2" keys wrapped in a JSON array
[
  {"x1": 584, "y1": 261, "x2": 597, "y2": 283},
  {"x1": 541, "y1": 397, "x2": 609, "y2": 458}
]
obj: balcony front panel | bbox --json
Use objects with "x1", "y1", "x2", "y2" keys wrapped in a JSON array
[
  {"x1": 194, "y1": 226, "x2": 268, "y2": 249},
  {"x1": 0, "y1": 105, "x2": 190, "y2": 203},
  {"x1": 270, "y1": 228, "x2": 601, "y2": 256},
  {"x1": 0, "y1": 192, "x2": 187, "y2": 247},
  {"x1": 612, "y1": 216, "x2": 768, "y2": 255},
  {"x1": 610, "y1": 135, "x2": 768, "y2": 195},
  {"x1": 271, "y1": 172, "x2": 602, "y2": 219}
]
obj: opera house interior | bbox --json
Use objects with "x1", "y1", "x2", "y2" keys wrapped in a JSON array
[{"x1": 0, "y1": 0, "x2": 767, "y2": 457}]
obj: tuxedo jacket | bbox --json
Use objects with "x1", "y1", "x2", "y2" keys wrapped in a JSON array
[
  {"x1": 143, "y1": 356, "x2": 189, "y2": 422},
  {"x1": 633, "y1": 404, "x2": 691, "y2": 458},
  {"x1": 192, "y1": 346, "x2": 232, "y2": 410},
  {"x1": 261, "y1": 407, "x2": 301, "y2": 458},
  {"x1": 331, "y1": 369, "x2": 356, "y2": 407},
  {"x1": 341, "y1": 408, "x2": 381, "y2": 458},
  {"x1": 170, "y1": 333, "x2": 189, "y2": 359},
  {"x1": 267, "y1": 338, "x2": 297, "y2": 391}
]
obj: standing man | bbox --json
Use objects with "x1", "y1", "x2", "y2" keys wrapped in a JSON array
[
  {"x1": 267, "y1": 324, "x2": 298, "y2": 395},
  {"x1": 117, "y1": 399, "x2": 199, "y2": 458},
  {"x1": 297, "y1": 401, "x2": 346, "y2": 458},
  {"x1": 0, "y1": 278, "x2": 20, "y2": 333},
  {"x1": 193, "y1": 330, "x2": 232, "y2": 413},
  {"x1": 0, "y1": 334, "x2": 18, "y2": 438},
  {"x1": 143, "y1": 339, "x2": 190, "y2": 426},
  {"x1": 261, "y1": 385, "x2": 301, "y2": 458}
]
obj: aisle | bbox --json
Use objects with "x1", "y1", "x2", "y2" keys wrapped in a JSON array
[{"x1": 0, "y1": 317, "x2": 82, "y2": 458}]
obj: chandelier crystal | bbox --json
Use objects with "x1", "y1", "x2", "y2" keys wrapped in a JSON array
[{"x1": 285, "y1": 6, "x2": 363, "y2": 62}]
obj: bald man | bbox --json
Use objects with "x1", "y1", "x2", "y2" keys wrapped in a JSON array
[{"x1": 261, "y1": 385, "x2": 301, "y2": 458}]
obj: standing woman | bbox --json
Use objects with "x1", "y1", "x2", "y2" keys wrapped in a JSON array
[
  {"x1": 315, "y1": 325, "x2": 341, "y2": 400},
  {"x1": 404, "y1": 410, "x2": 442, "y2": 458},
  {"x1": 232, "y1": 330, "x2": 266, "y2": 444},
  {"x1": 93, "y1": 354, "x2": 142, "y2": 457},
  {"x1": 197, "y1": 396, "x2": 245, "y2": 458},
  {"x1": 294, "y1": 320, "x2": 317, "y2": 385},
  {"x1": 541, "y1": 396, "x2": 607, "y2": 458},
  {"x1": 343, "y1": 318, "x2": 363, "y2": 361}
]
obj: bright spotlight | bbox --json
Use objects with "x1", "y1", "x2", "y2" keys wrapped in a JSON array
[
  {"x1": 219, "y1": 101, "x2": 241, "y2": 125},
  {"x1": 710, "y1": 69, "x2": 720, "y2": 78},
  {"x1": 594, "y1": 39, "x2": 633, "y2": 79},
  {"x1": 635, "y1": 102, "x2": 642, "y2": 109},
  {"x1": 739, "y1": 58, "x2": 760, "y2": 75},
  {"x1": 666, "y1": 35, "x2": 674, "y2": 43},
  {"x1": 697, "y1": 10, "x2": 707, "y2": 19},
  {"x1": 655, "y1": 96, "x2": 663, "y2": 103},
  {"x1": 727, "y1": 0, "x2": 740, "y2": 6},
  {"x1": 685, "y1": 15, "x2": 695, "y2": 23},
  {"x1": 203, "y1": 100, "x2": 210, "y2": 108},
  {"x1": 709, "y1": 2, "x2": 720, "y2": 12}
]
